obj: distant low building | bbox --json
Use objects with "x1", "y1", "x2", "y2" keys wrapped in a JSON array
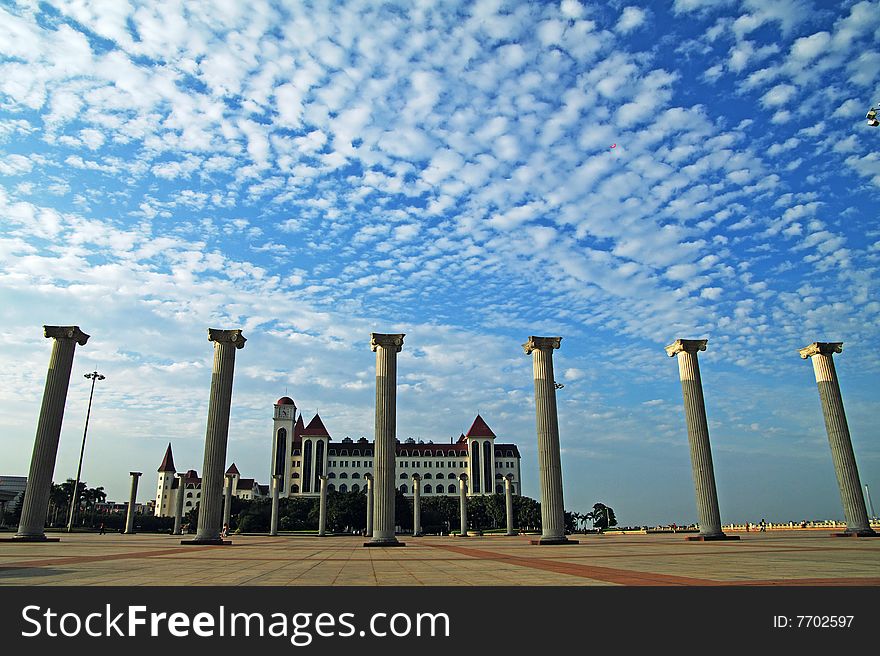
[
  {"x1": 153, "y1": 444, "x2": 266, "y2": 517},
  {"x1": 0, "y1": 476, "x2": 27, "y2": 511}
]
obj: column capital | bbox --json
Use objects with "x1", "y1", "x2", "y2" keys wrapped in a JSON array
[
  {"x1": 799, "y1": 342, "x2": 843, "y2": 359},
  {"x1": 272, "y1": 473, "x2": 282, "y2": 481},
  {"x1": 459, "y1": 473, "x2": 468, "y2": 482},
  {"x1": 371, "y1": 333, "x2": 405, "y2": 352},
  {"x1": 129, "y1": 471, "x2": 142, "y2": 477},
  {"x1": 412, "y1": 473, "x2": 421, "y2": 482},
  {"x1": 665, "y1": 338, "x2": 707, "y2": 357},
  {"x1": 208, "y1": 329, "x2": 247, "y2": 348},
  {"x1": 364, "y1": 473, "x2": 373, "y2": 482},
  {"x1": 176, "y1": 472, "x2": 186, "y2": 479},
  {"x1": 44, "y1": 325, "x2": 90, "y2": 345},
  {"x1": 522, "y1": 336, "x2": 561, "y2": 354}
]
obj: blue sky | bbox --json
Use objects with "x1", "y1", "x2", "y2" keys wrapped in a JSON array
[{"x1": 1, "y1": 0, "x2": 878, "y2": 527}]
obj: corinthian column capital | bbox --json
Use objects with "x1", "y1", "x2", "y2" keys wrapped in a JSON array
[
  {"x1": 44, "y1": 325, "x2": 90, "y2": 345},
  {"x1": 208, "y1": 329, "x2": 247, "y2": 348},
  {"x1": 799, "y1": 342, "x2": 843, "y2": 359},
  {"x1": 522, "y1": 336, "x2": 561, "y2": 354},
  {"x1": 664, "y1": 338, "x2": 708, "y2": 357},
  {"x1": 371, "y1": 333, "x2": 405, "y2": 352}
]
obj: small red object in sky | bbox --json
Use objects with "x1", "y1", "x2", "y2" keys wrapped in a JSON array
[{"x1": 610, "y1": 144, "x2": 617, "y2": 148}]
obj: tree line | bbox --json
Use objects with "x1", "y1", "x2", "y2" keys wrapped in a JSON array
[{"x1": 3, "y1": 481, "x2": 617, "y2": 535}]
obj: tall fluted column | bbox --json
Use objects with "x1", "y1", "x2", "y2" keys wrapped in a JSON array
[
  {"x1": 365, "y1": 333, "x2": 406, "y2": 547},
  {"x1": 412, "y1": 474, "x2": 422, "y2": 537},
  {"x1": 15, "y1": 326, "x2": 89, "y2": 542},
  {"x1": 504, "y1": 474, "x2": 517, "y2": 536},
  {"x1": 365, "y1": 473, "x2": 374, "y2": 537},
  {"x1": 222, "y1": 473, "x2": 234, "y2": 530},
  {"x1": 184, "y1": 329, "x2": 246, "y2": 545},
  {"x1": 799, "y1": 342, "x2": 875, "y2": 537},
  {"x1": 523, "y1": 336, "x2": 577, "y2": 545},
  {"x1": 458, "y1": 474, "x2": 469, "y2": 537},
  {"x1": 318, "y1": 475, "x2": 328, "y2": 536},
  {"x1": 124, "y1": 472, "x2": 141, "y2": 534},
  {"x1": 270, "y1": 474, "x2": 281, "y2": 536},
  {"x1": 665, "y1": 339, "x2": 737, "y2": 541},
  {"x1": 173, "y1": 473, "x2": 186, "y2": 535}
]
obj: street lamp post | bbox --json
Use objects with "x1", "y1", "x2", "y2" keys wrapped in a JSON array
[{"x1": 66, "y1": 371, "x2": 105, "y2": 532}]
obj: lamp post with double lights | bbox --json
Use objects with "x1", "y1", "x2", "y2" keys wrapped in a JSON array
[{"x1": 66, "y1": 370, "x2": 105, "y2": 532}]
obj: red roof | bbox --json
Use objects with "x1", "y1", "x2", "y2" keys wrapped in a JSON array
[
  {"x1": 301, "y1": 413, "x2": 331, "y2": 437},
  {"x1": 157, "y1": 443, "x2": 176, "y2": 472},
  {"x1": 465, "y1": 414, "x2": 496, "y2": 438},
  {"x1": 276, "y1": 396, "x2": 295, "y2": 406},
  {"x1": 225, "y1": 463, "x2": 240, "y2": 476}
]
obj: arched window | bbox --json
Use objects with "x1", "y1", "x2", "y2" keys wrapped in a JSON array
[
  {"x1": 424, "y1": 484, "x2": 432, "y2": 493},
  {"x1": 303, "y1": 440, "x2": 313, "y2": 493},
  {"x1": 292, "y1": 472, "x2": 300, "y2": 479},
  {"x1": 425, "y1": 450, "x2": 432, "y2": 457},
  {"x1": 275, "y1": 428, "x2": 287, "y2": 476},
  {"x1": 340, "y1": 472, "x2": 348, "y2": 479},
  {"x1": 352, "y1": 484, "x2": 360, "y2": 493},
  {"x1": 315, "y1": 440, "x2": 325, "y2": 492},
  {"x1": 291, "y1": 484, "x2": 299, "y2": 493},
  {"x1": 483, "y1": 441, "x2": 492, "y2": 497},
  {"x1": 496, "y1": 484, "x2": 503, "y2": 494},
  {"x1": 448, "y1": 473, "x2": 456, "y2": 479},
  {"x1": 495, "y1": 449, "x2": 502, "y2": 457},
  {"x1": 495, "y1": 473, "x2": 503, "y2": 479},
  {"x1": 339, "y1": 484, "x2": 347, "y2": 493},
  {"x1": 353, "y1": 450, "x2": 360, "y2": 456},
  {"x1": 352, "y1": 472, "x2": 360, "y2": 479},
  {"x1": 400, "y1": 473, "x2": 408, "y2": 479},
  {"x1": 436, "y1": 484, "x2": 444, "y2": 493},
  {"x1": 400, "y1": 484, "x2": 408, "y2": 494},
  {"x1": 328, "y1": 472, "x2": 336, "y2": 479},
  {"x1": 424, "y1": 473, "x2": 432, "y2": 479},
  {"x1": 186, "y1": 492, "x2": 193, "y2": 498},
  {"x1": 327, "y1": 484, "x2": 335, "y2": 492},
  {"x1": 471, "y1": 442, "x2": 481, "y2": 493}
]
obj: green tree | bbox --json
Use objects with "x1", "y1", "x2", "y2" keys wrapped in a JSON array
[{"x1": 588, "y1": 503, "x2": 617, "y2": 532}]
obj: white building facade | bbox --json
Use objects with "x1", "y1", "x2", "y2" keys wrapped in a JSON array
[
  {"x1": 269, "y1": 397, "x2": 522, "y2": 498},
  {"x1": 154, "y1": 444, "x2": 266, "y2": 517}
]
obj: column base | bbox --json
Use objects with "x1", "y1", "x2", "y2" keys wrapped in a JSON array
[
  {"x1": 2, "y1": 535, "x2": 61, "y2": 543},
  {"x1": 505, "y1": 531, "x2": 519, "y2": 536},
  {"x1": 363, "y1": 540, "x2": 406, "y2": 547},
  {"x1": 411, "y1": 532, "x2": 423, "y2": 537},
  {"x1": 685, "y1": 534, "x2": 740, "y2": 541},
  {"x1": 180, "y1": 539, "x2": 232, "y2": 545},
  {"x1": 831, "y1": 530, "x2": 879, "y2": 538},
  {"x1": 530, "y1": 538, "x2": 579, "y2": 545}
]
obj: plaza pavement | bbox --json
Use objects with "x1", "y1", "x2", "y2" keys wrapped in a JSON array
[{"x1": 0, "y1": 530, "x2": 878, "y2": 586}]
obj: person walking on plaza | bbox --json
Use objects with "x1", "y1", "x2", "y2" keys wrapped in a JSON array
[{"x1": 760, "y1": 518, "x2": 766, "y2": 532}]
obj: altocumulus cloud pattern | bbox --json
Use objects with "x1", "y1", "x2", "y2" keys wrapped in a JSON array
[{"x1": 0, "y1": 0, "x2": 878, "y2": 527}]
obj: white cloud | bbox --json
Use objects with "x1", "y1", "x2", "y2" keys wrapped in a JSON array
[{"x1": 616, "y1": 7, "x2": 647, "y2": 33}]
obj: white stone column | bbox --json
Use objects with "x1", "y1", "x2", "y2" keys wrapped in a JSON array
[
  {"x1": 799, "y1": 342, "x2": 876, "y2": 536},
  {"x1": 318, "y1": 475, "x2": 328, "y2": 536},
  {"x1": 222, "y1": 473, "x2": 234, "y2": 530},
  {"x1": 270, "y1": 474, "x2": 281, "y2": 536},
  {"x1": 523, "y1": 336, "x2": 576, "y2": 545},
  {"x1": 505, "y1": 474, "x2": 517, "y2": 536},
  {"x1": 412, "y1": 474, "x2": 422, "y2": 536},
  {"x1": 365, "y1": 333, "x2": 406, "y2": 547},
  {"x1": 173, "y1": 473, "x2": 186, "y2": 535},
  {"x1": 665, "y1": 339, "x2": 737, "y2": 541},
  {"x1": 458, "y1": 474, "x2": 469, "y2": 537},
  {"x1": 15, "y1": 326, "x2": 90, "y2": 541},
  {"x1": 365, "y1": 473, "x2": 374, "y2": 537},
  {"x1": 124, "y1": 472, "x2": 141, "y2": 534},
  {"x1": 186, "y1": 329, "x2": 246, "y2": 545}
]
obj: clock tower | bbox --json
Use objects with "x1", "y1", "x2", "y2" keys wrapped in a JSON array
[{"x1": 272, "y1": 396, "x2": 296, "y2": 495}]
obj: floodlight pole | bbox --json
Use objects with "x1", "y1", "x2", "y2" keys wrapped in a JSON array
[{"x1": 66, "y1": 371, "x2": 105, "y2": 532}]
